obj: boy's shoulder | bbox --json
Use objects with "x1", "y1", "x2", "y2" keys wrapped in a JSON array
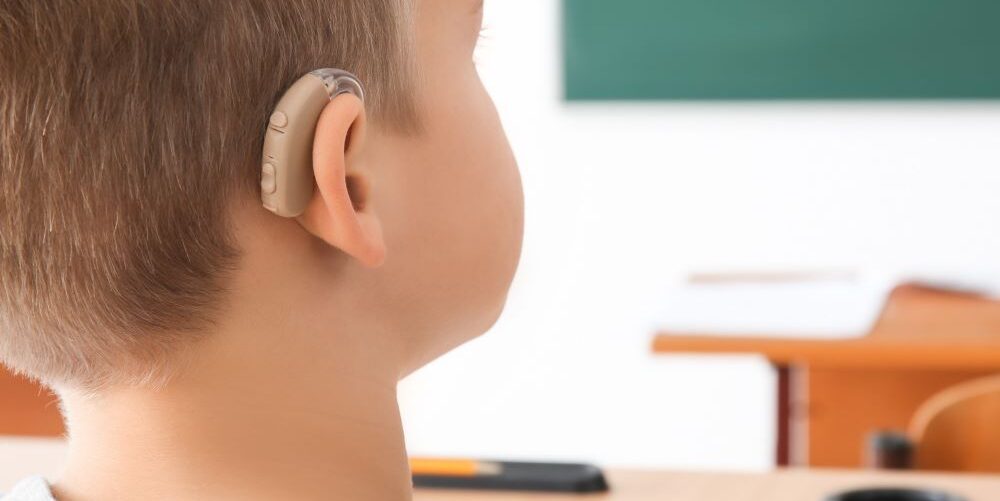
[{"x1": 1, "y1": 476, "x2": 54, "y2": 501}]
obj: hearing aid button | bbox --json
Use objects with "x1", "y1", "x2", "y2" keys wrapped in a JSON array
[
  {"x1": 261, "y1": 163, "x2": 277, "y2": 194},
  {"x1": 269, "y1": 111, "x2": 288, "y2": 128}
]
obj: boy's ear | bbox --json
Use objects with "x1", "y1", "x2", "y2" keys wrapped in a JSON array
[{"x1": 297, "y1": 93, "x2": 385, "y2": 268}]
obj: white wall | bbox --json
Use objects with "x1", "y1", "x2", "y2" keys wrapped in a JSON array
[{"x1": 399, "y1": 0, "x2": 1000, "y2": 470}]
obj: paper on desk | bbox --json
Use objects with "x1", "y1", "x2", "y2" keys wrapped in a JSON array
[{"x1": 656, "y1": 277, "x2": 891, "y2": 339}]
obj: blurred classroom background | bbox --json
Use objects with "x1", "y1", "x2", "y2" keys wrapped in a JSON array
[
  {"x1": 398, "y1": 0, "x2": 1000, "y2": 472},
  {"x1": 3, "y1": 0, "x2": 1000, "y2": 480}
]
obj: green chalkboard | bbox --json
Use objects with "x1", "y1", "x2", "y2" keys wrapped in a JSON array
[{"x1": 563, "y1": 0, "x2": 1000, "y2": 100}]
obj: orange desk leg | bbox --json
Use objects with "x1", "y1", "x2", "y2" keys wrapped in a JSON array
[
  {"x1": 775, "y1": 364, "x2": 810, "y2": 467},
  {"x1": 803, "y1": 367, "x2": 992, "y2": 468},
  {"x1": 776, "y1": 365, "x2": 790, "y2": 466},
  {"x1": 0, "y1": 366, "x2": 64, "y2": 436}
]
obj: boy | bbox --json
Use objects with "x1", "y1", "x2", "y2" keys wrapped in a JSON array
[{"x1": 0, "y1": 0, "x2": 524, "y2": 499}]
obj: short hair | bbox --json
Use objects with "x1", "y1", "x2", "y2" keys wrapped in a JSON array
[{"x1": 0, "y1": 0, "x2": 415, "y2": 390}]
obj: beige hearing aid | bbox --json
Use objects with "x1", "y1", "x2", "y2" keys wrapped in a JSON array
[{"x1": 261, "y1": 69, "x2": 365, "y2": 217}]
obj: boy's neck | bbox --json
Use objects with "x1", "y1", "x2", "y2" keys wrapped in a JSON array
[{"x1": 55, "y1": 305, "x2": 412, "y2": 501}]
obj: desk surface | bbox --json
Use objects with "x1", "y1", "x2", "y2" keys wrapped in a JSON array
[
  {"x1": 653, "y1": 284, "x2": 1000, "y2": 369},
  {"x1": 4, "y1": 439, "x2": 999, "y2": 500},
  {"x1": 651, "y1": 334, "x2": 1000, "y2": 369},
  {"x1": 415, "y1": 469, "x2": 1000, "y2": 501}
]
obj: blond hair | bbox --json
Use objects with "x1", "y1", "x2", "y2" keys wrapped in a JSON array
[{"x1": 0, "y1": 0, "x2": 414, "y2": 390}]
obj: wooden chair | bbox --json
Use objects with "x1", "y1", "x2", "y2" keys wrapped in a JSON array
[
  {"x1": 0, "y1": 367, "x2": 63, "y2": 436},
  {"x1": 907, "y1": 373, "x2": 1000, "y2": 472}
]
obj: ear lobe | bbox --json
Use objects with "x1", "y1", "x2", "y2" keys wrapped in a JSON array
[{"x1": 297, "y1": 93, "x2": 385, "y2": 268}]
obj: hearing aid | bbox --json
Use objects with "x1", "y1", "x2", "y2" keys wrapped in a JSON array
[{"x1": 261, "y1": 68, "x2": 365, "y2": 217}]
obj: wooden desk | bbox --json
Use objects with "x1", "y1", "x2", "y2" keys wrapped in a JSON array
[
  {"x1": 2, "y1": 439, "x2": 998, "y2": 500},
  {"x1": 653, "y1": 284, "x2": 1000, "y2": 468},
  {"x1": 415, "y1": 469, "x2": 1000, "y2": 501}
]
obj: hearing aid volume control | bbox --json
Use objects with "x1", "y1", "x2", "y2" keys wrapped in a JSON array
[
  {"x1": 269, "y1": 111, "x2": 288, "y2": 128},
  {"x1": 261, "y1": 163, "x2": 277, "y2": 194}
]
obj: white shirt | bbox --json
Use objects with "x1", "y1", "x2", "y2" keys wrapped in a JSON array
[{"x1": 1, "y1": 477, "x2": 55, "y2": 501}]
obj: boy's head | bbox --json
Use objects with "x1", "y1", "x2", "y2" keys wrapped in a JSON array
[{"x1": 0, "y1": 0, "x2": 523, "y2": 391}]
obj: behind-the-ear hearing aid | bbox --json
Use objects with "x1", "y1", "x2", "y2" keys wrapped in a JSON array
[{"x1": 261, "y1": 68, "x2": 365, "y2": 217}]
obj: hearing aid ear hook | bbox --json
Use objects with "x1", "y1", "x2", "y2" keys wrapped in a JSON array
[{"x1": 260, "y1": 69, "x2": 365, "y2": 217}]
